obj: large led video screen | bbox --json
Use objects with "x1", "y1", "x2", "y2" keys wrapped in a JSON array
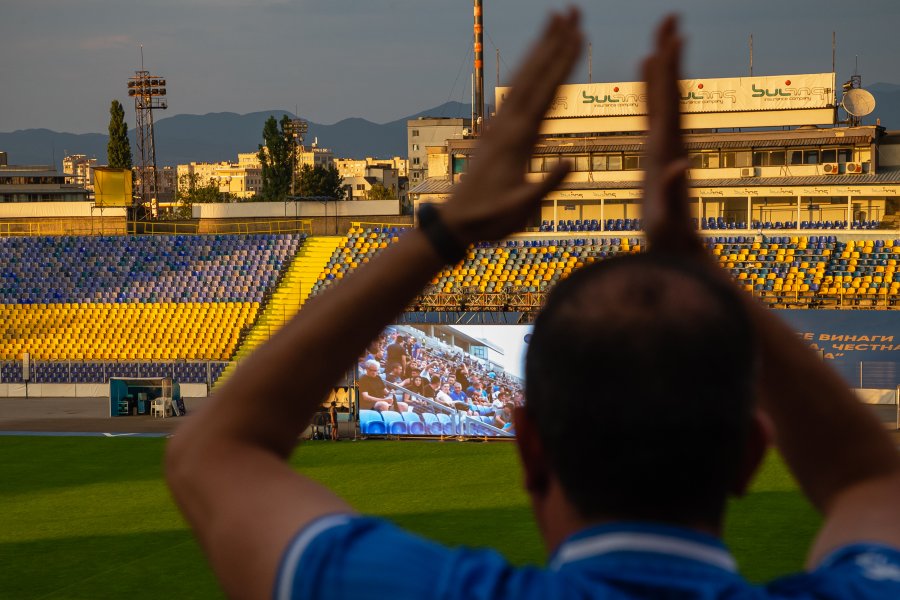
[{"x1": 356, "y1": 324, "x2": 530, "y2": 437}]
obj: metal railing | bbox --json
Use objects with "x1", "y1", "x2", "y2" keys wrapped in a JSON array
[
  {"x1": 749, "y1": 288, "x2": 900, "y2": 310},
  {"x1": 412, "y1": 291, "x2": 546, "y2": 312},
  {"x1": 0, "y1": 219, "x2": 313, "y2": 237},
  {"x1": 0, "y1": 359, "x2": 231, "y2": 386},
  {"x1": 128, "y1": 219, "x2": 312, "y2": 236},
  {"x1": 351, "y1": 221, "x2": 412, "y2": 231},
  {"x1": 403, "y1": 289, "x2": 900, "y2": 312},
  {"x1": 0, "y1": 219, "x2": 124, "y2": 237},
  {"x1": 382, "y1": 380, "x2": 513, "y2": 438}
]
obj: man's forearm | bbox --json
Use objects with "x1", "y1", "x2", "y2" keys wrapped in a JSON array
[
  {"x1": 177, "y1": 228, "x2": 446, "y2": 458},
  {"x1": 743, "y1": 296, "x2": 900, "y2": 512}
]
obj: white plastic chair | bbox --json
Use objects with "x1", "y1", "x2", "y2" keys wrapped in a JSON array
[{"x1": 151, "y1": 397, "x2": 171, "y2": 418}]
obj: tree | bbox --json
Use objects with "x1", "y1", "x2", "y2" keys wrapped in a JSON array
[
  {"x1": 170, "y1": 173, "x2": 221, "y2": 219},
  {"x1": 258, "y1": 115, "x2": 293, "y2": 201},
  {"x1": 296, "y1": 164, "x2": 346, "y2": 200},
  {"x1": 107, "y1": 100, "x2": 133, "y2": 169},
  {"x1": 365, "y1": 182, "x2": 395, "y2": 200}
]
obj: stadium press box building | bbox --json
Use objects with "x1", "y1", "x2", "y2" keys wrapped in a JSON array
[{"x1": 409, "y1": 73, "x2": 900, "y2": 231}]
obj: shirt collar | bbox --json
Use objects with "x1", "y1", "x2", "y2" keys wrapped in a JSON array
[{"x1": 549, "y1": 521, "x2": 738, "y2": 573}]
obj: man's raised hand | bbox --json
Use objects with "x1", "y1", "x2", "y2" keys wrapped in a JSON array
[
  {"x1": 441, "y1": 8, "x2": 584, "y2": 246},
  {"x1": 641, "y1": 16, "x2": 703, "y2": 256}
]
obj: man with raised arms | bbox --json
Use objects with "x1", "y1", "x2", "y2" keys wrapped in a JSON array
[{"x1": 167, "y1": 8, "x2": 900, "y2": 599}]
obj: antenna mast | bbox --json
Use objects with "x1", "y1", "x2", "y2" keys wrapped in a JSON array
[
  {"x1": 832, "y1": 31, "x2": 836, "y2": 74},
  {"x1": 473, "y1": 0, "x2": 485, "y2": 135},
  {"x1": 588, "y1": 42, "x2": 593, "y2": 83},
  {"x1": 749, "y1": 34, "x2": 753, "y2": 77}
]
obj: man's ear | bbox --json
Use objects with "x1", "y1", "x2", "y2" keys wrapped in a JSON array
[
  {"x1": 514, "y1": 406, "x2": 551, "y2": 497},
  {"x1": 731, "y1": 409, "x2": 773, "y2": 497}
]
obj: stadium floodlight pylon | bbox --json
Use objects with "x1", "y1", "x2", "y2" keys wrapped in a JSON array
[{"x1": 127, "y1": 51, "x2": 167, "y2": 220}]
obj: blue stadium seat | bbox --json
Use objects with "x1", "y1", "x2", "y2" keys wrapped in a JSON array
[
  {"x1": 421, "y1": 412, "x2": 442, "y2": 435},
  {"x1": 359, "y1": 410, "x2": 386, "y2": 435},
  {"x1": 380, "y1": 410, "x2": 408, "y2": 435},
  {"x1": 436, "y1": 413, "x2": 453, "y2": 435},
  {"x1": 401, "y1": 412, "x2": 425, "y2": 435}
]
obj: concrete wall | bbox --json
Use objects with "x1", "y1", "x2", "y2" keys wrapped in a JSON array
[
  {"x1": 0, "y1": 202, "x2": 126, "y2": 235},
  {"x1": 0, "y1": 202, "x2": 126, "y2": 218},
  {"x1": 194, "y1": 200, "x2": 409, "y2": 235},
  {"x1": 0, "y1": 382, "x2": 208, "y2": 398},
  {"x1": 193, "y1": 200, "x2": 400, "y2": 220}
]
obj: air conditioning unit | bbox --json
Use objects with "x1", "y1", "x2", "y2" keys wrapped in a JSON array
[
  {"x1": 822, "y1": 163, "x2": 840, "y2": 174},
  {"x1": 740, "y1": 167, "x2": 756, "y2": 178},
  {"x1": 845, "y1": 162, "x2": 864, "y2": 174}
]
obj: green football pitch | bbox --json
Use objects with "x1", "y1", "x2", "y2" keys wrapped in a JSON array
[{"x1": 0, "y1": 437, "x2": 820, "y2": 599}]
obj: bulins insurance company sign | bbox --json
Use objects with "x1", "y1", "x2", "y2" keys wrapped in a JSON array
[{"x1": 498, "y1": 73, "x2": 835, "y2": 119}]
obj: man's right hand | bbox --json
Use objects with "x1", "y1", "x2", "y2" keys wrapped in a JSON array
[
  {"x1": 638, "y1": 15, "x2": 900, "y2": 569},
  {"x1": 441, "y1": 8, "x2": 584, "y2": 246},
  {"x1": 640, "y1": 16, "x2": 703, "y2": 258}
]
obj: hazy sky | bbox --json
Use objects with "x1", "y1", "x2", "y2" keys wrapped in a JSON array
[{"x1": 3, "y1": 0, "x2": 899, "y2": 133}]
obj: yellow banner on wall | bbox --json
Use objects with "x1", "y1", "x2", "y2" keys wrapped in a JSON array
[{"x1": 93, "y1": 168, "x2": 132, "y2": 207}]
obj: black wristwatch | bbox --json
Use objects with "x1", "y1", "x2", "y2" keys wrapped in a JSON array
[{"x1": 417, "y1": 202, "x2": 466, "y2": 264}]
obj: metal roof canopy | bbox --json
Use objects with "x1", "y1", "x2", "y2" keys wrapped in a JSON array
[{"x1": 452, "y1": 136, "x2": 875, "y2": 155}]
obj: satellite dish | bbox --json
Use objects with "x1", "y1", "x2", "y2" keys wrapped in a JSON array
[{"x1": 842, "y1": 88, "x2": 876, "y2": 117}]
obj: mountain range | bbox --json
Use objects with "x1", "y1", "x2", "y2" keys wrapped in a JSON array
[
  {"x1": 0, "y1": 101, "x2": 473, "y2": 169},
  {"x1": 2, "y1": 83, "x2": 900, "y2": 170}
]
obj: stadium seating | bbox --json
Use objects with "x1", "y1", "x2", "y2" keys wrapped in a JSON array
[
  {"x1": 359, "y1": 409, "x2": 387, "y2": 435},
  {"x1": 355, "y1": 410, "x2": 510, "y2": 437},
  {"x1": 0, "y1": 302, "x2": 256, "y2": 361},
  {"x1": 820, "y1": 238, "x2": 900, "y2": 300},
  {"x1": 421, "y1": 412, "x2": 442, "y2": 435},
  {"x1": 0, "y1": 234, "x2": 301, "y2": 305},
  {"x1": 309, "y1": 226, "x2": 899, "y2": 308},
  {"x1": 379, "y1": 410, "x2": 408, "y2": 435},
  {"x1": 705, "y1": 235, "x2": 900, "y2": 303},
  {"x1": 312, "y1": 226, "x2": 405, "y2": 292},
  {"x1": 1, "y1": 225, "x2": 896, "y2": 393},
  {"x1": 539, "y1": 218, "x2": 890, "y2": 232},
  {"x1": 540, "y1": 219, "x2": 641, "y2": 232},
  {"x1": 437, "y1": 413, "x2": 453, "y2": 435},
  {"x1": 703, "y1": 217, "x2": 748, "y2": 230},
  {"x1": 400, "y1": 411, "x2": 426, "y2": 435},
  {"x1": 0, "y1": 359, "x2": 227, "y2": 384},
  {"x1": 0, "y1": 233, "x2": 305, "y2": 385},
  {"x1": 313, "y1": 229, "x2": 643, "y2": 296}
]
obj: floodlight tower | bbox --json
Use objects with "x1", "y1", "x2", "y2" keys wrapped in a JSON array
[
  {"x1": 284, "y1": 118, "x2": 308, "y2": 196},
  {"x1": 127, "y1": 60, "x2": 167, "y2": 219}
]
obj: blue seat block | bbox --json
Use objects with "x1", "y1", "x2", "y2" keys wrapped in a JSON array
[{"x1": 359, "y1": 409, "x2": 386, "y2": 435}]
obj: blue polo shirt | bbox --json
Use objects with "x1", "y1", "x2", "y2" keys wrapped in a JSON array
[{"x1": 275, "y1": 515, "x2": 900, "y2": 600}]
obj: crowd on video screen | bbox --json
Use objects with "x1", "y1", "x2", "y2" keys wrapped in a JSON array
[{"x1": 356, "y1": 327, "x2": 524, "y2": 434}]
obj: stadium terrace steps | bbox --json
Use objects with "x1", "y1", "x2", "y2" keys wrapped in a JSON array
[{"x1": 216, "y1": 236, "x2": 344, "y2": 387}]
